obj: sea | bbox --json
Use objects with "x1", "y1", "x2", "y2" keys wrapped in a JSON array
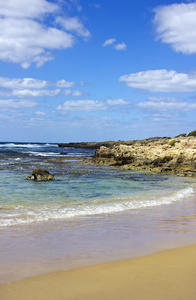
[{"x1": 0, "y1": 142, "x2": 196, "y2": 283}]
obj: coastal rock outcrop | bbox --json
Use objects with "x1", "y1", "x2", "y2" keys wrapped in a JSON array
[
  {"x1": 26, "y1": 169, "x2": 54, "y2": 181},
  {"x1": 92, "y1": 136, "x2": 196, "y2": 177},
  {"x1": 58, "y1": 140, "x2": 135, "y2": 149},
  {"x1": 58, "y1": 141, "x2": 121, "y2": 149}
]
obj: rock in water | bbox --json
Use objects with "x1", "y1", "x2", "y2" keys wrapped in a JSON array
[{"x1": 26, "y1": 169, "x2": 54, "y2": 181}]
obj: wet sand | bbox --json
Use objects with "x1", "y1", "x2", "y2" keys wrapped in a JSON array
[
  {"x1": 1, "y1": 191, "x2": 196, "y2": 284},
  {"x1": 1, "y1": 244, "x2": 196, "y2": 300}
]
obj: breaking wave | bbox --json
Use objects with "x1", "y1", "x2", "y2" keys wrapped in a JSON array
[{"x1": 0, "y1": 187, "x2": 194, "y2": 227}]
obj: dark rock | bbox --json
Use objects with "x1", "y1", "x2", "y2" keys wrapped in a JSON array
[
  {"x1": 152, "y1": 156, "x2": 173, "y2": 167},
  {"x1": 26, "y1": 169, "x2": 54, "y2": 181},
  {"x1": 58, "y1": 141, "x2": 116, "y2": 149},
  {"x1": 58, "y1": 140, "x2": 137, "y2": 150}
]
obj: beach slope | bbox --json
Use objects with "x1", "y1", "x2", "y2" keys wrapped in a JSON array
[{"x1": 1, "y1": 244, "x2": 196, "y2": 300}]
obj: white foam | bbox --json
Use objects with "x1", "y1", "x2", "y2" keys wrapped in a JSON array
[
  {"x1": 27, "y1": 151, "x2": 89, "y2": 157},
  {"x1": 0, "y1": 187, "x2": 194, "y2": 228},
  {"x1": 0, "y1": 143, "x2": 57, "y2": 148},
  {"x1": 28, "y1": 151, "x2": 62, "y2": 157}
]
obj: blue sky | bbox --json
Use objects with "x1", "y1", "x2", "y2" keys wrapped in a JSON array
[{"x1": 0, "y1": 0, "x2": 196, "y2": 142}]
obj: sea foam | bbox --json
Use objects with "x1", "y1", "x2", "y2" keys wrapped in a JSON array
[{"x1": 0, "y1": 187, "x2": 194, "y2": 228}]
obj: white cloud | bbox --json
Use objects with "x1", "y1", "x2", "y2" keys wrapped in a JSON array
[
  {"x1": 12, "y1": 89, "x2": 61, "y2": 98},
  {"x1": 62, "y1": 89, "x2": 84, "y2": 97},
  {"x1": 56, "y1": 98, "x2": 130, "y2": 112},
  {"x1": 0, "y1": 0, "x2": 90, "y2": 68},
  {"x1": 119, "y1": 69, "x2": 196, "y2": 92},
  {"x1": 102, "y1": 38, "x2": 127, "y2": 50},
  {"x1": 106, "y1": 99, "x2": 130, "y2": 105},
  {"x1": 56, "y1": 16, "x2": 91, "y2": 38},
  {"x1": 0, "y1": 0, "x2": 58, "y2": 18},
  {"x1": 0, "y1": 76, "x2": 86, "y2": 98},
  {"x1": 56, "y1": 79, "x2": 75, "y2": 88},
  {"x1": 0, "y1": 99, "x2": 37, "y2": 110},
  {"x1": 114, "y1": 42, "x2": 127, "y2": 51},
  {"x1": 154, "y1": 2, "x2": 196, "y2": 54},
  {"x1": 0, "y1": 77, "x2": 49, "y2": 89},
  {"x1": 137, "y1": 97, "x2": 196, "y2": 111},
  {"x1": 0, "y1": 17, "x2": 74, "y2": 68},
  {"x1": 57, "y1": 100, "x2": 107, "y2": 112},
  {"x1": 102, "y1": 38, "x2": 116, "y2": 47},
  {"x1": 35, "y1": 111, "x2": 46, "y2": 116},
  {"x1": 71, "y1": 90, "x2": 83, "y2": 97}
]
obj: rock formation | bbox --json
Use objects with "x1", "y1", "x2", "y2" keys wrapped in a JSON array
[
  {"x1": 91, "y1": 137, "x2": 196, "y2": 177},
  {"x1": 26, "y1": 169, "x2": 54, "y2": 181},
  {"x1": 58, "y1": 141, "x2": 134, "y2": 149}
]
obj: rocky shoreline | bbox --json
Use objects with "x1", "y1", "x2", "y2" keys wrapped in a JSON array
[
  {"x1": 59, "y1": 134, "x2": 196, "y2": 177},
  {"x1": 90, "y1": 136, "x2": 196, "y2": 177},
  {"x1": 58, "y1": 141, "x2": 131, "y2": 149}
]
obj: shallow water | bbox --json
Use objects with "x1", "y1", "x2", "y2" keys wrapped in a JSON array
[{"x1": 0, "y1": 142, "x2": 196, "y2": 282}]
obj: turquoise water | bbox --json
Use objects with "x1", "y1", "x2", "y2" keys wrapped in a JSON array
[
  {"x1": 0, "y1": 142, "x2": 196, "y2": 282},
  {"x1": 0, "y1": 161, "x2": 195, "y2": 227}
]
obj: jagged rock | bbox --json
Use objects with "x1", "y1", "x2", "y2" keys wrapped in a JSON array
[
  {"x1": 26, "y1": 169, "x2": 54, "y2": 181},
  {"x1": 92, "y1": 136, "x2": 196, "y2": 176}
]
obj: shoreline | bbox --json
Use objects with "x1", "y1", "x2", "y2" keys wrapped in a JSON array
[
  {"x1": 90, "y1": 136, "x2": 196, "y2": 177},
  {"x1": 1, "y1": 188, "x2": 196, "y2": 285},
  {"x1": 1, "y1": 244, "x2": 196, "y2": 300},
  {"x1": 57, "y1": 135, "x2": 196, "y2": 177}
]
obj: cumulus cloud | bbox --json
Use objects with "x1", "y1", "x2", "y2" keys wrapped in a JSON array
[
  {"x1": 102, "y1": 38, "x2": 116, "y2": 47},
  {"x1": 0, "y1": 76, "x2": 86, "y2": 98},
  {"x1": 119, "y1": 69, "x2": 196, "y2": 92},
  {"x1": 102, "y1": 38, "x2": 127, "y2": 50},
  {"x1": 0, "y1": 77, "x2": 49, "y2": 89},
  {"x1": 62, "y1": 89, "x2": 85, "y2": 97},
  {"x1": 0, "y1": 0, "x2": 57, "y2": 18},
  {"x1": 57, "y1": 100, "x2": 107, "y2": 112},
  {"x1": 137, "y1": 97, "x2": 196, "y2": 111},
  {"x1": 56, "y1": 16, "x2": 91, "y2": 38},
  {"x1": 56, "y1": 80, "x2": 75, "y2": 88},
  {"x1": 56, "y1": 98, "x2": 130, "y2": 112},
  {"x1": 12, "y1": 89, "x2": 61, "y2": 98},
  {"x1": 0, "y1": 99, "x2": 37, "y2": 110},
  {"x1": 0, "y1": 16, "x2": 73, "y2": 68},
  {"x1": 0, "y1": 0, "x2": 90, "y2": 68},
  {"x1": 153, "y1": 2, "x2": 196, "y2": 54},
  {"x1": 106, "y1": 99, "x2": 130, "y2": 105},
  {"x1": 113, "y1": 42, "x2": 127, "y2": 51}
]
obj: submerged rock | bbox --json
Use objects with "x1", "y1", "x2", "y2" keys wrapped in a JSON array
[{"x1": 26, "y1": 169, "x2": 54, "y2": 181}]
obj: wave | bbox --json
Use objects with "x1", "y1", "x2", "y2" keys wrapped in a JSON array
[
  {"x1": 0, "y1": 143, "x2": 57, "y2": 148},
  {"x1": 27, "y1": 151, "x2": 91, "y2": 157},
  {"x1": 28, "y1": 151, "x2": 63, "y2": 157},
  {"x1": 0, "y1": 187, "x2": 194, "y2": 228}
]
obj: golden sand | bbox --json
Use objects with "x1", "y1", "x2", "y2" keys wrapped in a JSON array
[{"x1": 1, "y1": 244, "x2": 196, "y2": 300}]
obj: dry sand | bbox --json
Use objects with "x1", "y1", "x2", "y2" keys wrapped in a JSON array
[{"x1": 1, "y1": 244, "x2": 196, "y2": 300}]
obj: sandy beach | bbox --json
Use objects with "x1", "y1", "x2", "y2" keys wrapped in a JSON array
[{"x1": 1, "y1": 244, "x2": 196, "y2": 300}]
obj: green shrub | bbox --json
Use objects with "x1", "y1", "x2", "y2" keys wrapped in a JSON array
[
  {"x1": 175, "y1": 133, "x2": 187, "y2": 137},
  {"x1": 169, "y1": 139, "x2": 176, "y2": 146},
  {"x1": 188, "y1": 130, "x2": 196, "y2": 137}
]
